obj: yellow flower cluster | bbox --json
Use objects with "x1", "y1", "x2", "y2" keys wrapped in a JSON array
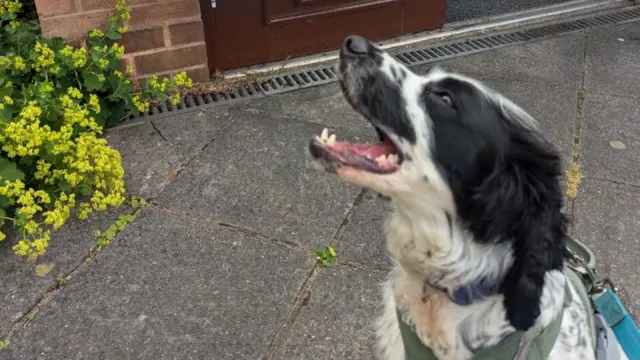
[
  {"x1": 0, "y1": 95, "x2": 12, "y2": 111},
  {"x1": 132, "y1": 95, "x2": 150, "y2": 113},
  {"x1": 34, "y1": 42, "x2": 61, "y2": 74},
  {"x1": 174, "y1": 72, "x2": 193, "y2": 88},
  {"x1": 0, "y1": 55, "x2": 27, "y2": 75},
  {"x1": 114, "y1": 0, "x2": 131, "y2": 21},
  {"x1": 0, "y1": 88, "x2": 126, "y2": 256},
  {"x1": 0, "y1": 0, "x2": 21, "y2": 15},
  {"x1": 1, "y1": 0, "x2": 194, "y2": 257},
  {"x1": 0, "y1": 179, "x2": 54, "y2": 255},
  {"x1": 59, "y1": 45, "x2": 88, "y2": 68}
]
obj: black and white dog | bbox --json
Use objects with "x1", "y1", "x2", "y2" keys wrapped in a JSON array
[{"x1": 308, "y1": 35, "x2": 626, "y2": 360}]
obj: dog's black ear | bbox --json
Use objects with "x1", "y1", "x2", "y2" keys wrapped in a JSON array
[{"x1": 458, "y1": 121, "x2": 567, "y2": 331}]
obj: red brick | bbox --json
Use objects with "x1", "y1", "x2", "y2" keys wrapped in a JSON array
[
  {"x1": 183, "y1": 65, "x2": 210, "y2": 83},
  {"x1": 129, "y1": 0, "x2": 200, "y2": 29},
  {"x1": 168, "y1": 21, "x2": 204, "y2": 45},
  {"x1": 121, "y1": 27, "x2": 165, "y2": 53},
  {"x1": 39, "y1": 10, "x2": 109, "y2": 42},
  {"x1": 82, "y1": 0, "x2": 156, "y2": 11},
  {"x1": 134, "y1": 43, "x2": 207, "y2": 74},
  {"x1": 35, "y1": 0, "x2": 76, "y2": 17}
]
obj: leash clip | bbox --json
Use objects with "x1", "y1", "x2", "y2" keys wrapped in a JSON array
[{"x1": 594, "y1": 277, "x2": 618, "y2": 294}]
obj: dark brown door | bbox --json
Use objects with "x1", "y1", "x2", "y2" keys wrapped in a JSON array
[{"x1": 200, "y1": 0, "x2": 447, "y2": 71}]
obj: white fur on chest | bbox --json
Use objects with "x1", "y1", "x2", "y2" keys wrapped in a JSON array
[{"x1": 374, "y1": 209, "x2": 597, "y2": 360}]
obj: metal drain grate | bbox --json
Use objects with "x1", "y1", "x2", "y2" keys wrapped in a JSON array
[
  {"x1": 131, "y1": 6, "x2": 640, "y2": 121},
  {"x1": 392, "y1": 7, "x2": 640, "y2": 67}
]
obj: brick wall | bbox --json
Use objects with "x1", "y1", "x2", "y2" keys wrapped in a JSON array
[{"x1": 34, "y1": 0, "x2": 210, "y2": 83}]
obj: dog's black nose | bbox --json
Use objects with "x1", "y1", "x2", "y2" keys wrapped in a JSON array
[{"x1": 343, "y1": 35, "x2": 369, "y2": 55}]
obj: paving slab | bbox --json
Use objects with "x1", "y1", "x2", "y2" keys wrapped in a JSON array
[
  {"x1": 445, "y1": 0, "x2": 567, "y2": 23},
  {"x1": 105, "y1": 109, "x2": 234, "y2": 199},
  {"x1": 0, "y1": 206, "x2": 131, "y2": 337},
  {"x1": 580, "y1": 93, "x2": 640, "y2": 186},
  {"x1": 418, "y1": 33, "x2": 586, "y2": 88},
  {"x1": 4, "y1": 207, "x2": 314, "y2": 359},
  {"x1": 584, "y1": 21, "x2": 640, "y2": 98},
  {"x1": 273, "y1": 265, "x2": 386, "y2": 360},
  {"x1": 155, "y1": 114, "x2": 372, "y2": 249},
  {"x1": 337, "y1": 191, "x2": 391, "y2": 269},
  {"x1": 225, "y1": 83, "x2": 372, "y2": 133},
  {"x1": 572, "y1": 179, "x2": 640, "y2": 320}
]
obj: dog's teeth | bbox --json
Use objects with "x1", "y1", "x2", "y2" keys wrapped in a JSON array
[
  {"x1": 321, "y1": 128, "x2": 329, "y2": 142},
  {"x1": 375, "y1": 155, "x2": 387, "y2": 162},
  {"x1": 387, "y1": 154, "x2": 399, "y2": 164},
  {"x1": 327, "y1": 134, "x2": 336, "y2": 146}
]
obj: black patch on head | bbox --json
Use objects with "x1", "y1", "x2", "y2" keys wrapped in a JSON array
[
  {"x1": 357, "y1": 73, "x2": 416, "y2": 144},
  {"x1": 422, "y1": 175, "x2": 429, "y2": 183},
  {"x1": 444, "y1": 211, "x2": 452, "y2": 236},
  {"x1": 423, "y1": 75, "x2": 567, "y2": 331}
]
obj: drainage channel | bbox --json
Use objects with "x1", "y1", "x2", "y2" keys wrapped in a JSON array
[{"x1": 129, "y1": 5, "x2": 640, "y2": 122}]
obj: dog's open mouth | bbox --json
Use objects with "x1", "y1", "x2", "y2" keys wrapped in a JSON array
[{"x1": 309, "y1": 127, "x2": 402, "y2": 174}]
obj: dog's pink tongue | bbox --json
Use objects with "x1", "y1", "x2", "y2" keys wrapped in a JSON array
[{"x1": 333, "y1": 142, "x2": 397, "y2": 158}]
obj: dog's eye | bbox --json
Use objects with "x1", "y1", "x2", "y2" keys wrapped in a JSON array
[{"x1": 439, "y1": 94, "x2": 453, "y2": 107}]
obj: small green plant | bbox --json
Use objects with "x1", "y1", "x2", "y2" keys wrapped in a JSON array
[
  {"x1": 0, "y1": 339, "x2": 9, "y2": 350},
  {"x1": 95, "y1": 212, "x2": 137, "y2": 248},
  {"x1": 314, "y1": 246, "x2": 337, "y2": 267},
  {"x1": 27, "y1": 311, "x2": 34, "y2": 321},
  {"x1": 0, "y1": 0, "x2": 192, "y2": 257},
  {"x1": 56, "y1": 276, "x2": 67, "y2": 287},
  {"x1": 128, "y1": 196, "x2": 147, "y2": 210}
]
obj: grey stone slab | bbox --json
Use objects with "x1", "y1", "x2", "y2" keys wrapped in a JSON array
[
  {"x1": 155, "y1": 114, "x2": 372, "y2": 249},
  {"x1": 273, "y1": 265, "x2": 386, "y2": 360},
  {"x1": 1, "y1": 206, "x2": 130, "y2": 336},
  {"x1": 572, "y1": 179, "x2": 640, "y2": 320},
  {"x1": 225, "y1": 83, "x2": 373, "y2": 133},
  {"x1": 105, "y1": 109, "x2": 234, "y2": 199},
  {"x1": 417, "y1": 33, "x2": 586, "y2": 88},
  {"x1": 585, "y1": 22, "x2": 640, "y2": 98},
  {"x1": 338, "y1": 191, "x2": 391, "y2": 269},
  {"x1": 5, "y1": 207, "x2": 314, "y2": 359},
  {"x1": 587, "y1": 21, "x2": 640, "y2": 39},
  {"x1": 478, "y1": 76, "x2": 577, "y2": 168},
  {"x1": 446, "y1": 0, "x2": 567, "y2": 23},
  {"x1": 580, "y1": 94, "x2": 640, "y2": 185}
]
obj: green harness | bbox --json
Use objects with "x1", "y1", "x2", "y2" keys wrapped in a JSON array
[{"x1": 397, "y1": 238, "x2": 597, "y2": 360}]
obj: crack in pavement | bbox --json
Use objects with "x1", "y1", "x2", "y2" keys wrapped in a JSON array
[
  {"x1": 1, "y1": 206, "x2": 142, "y2": 342},
  {"x1": 261, "y1": 189, "x2": 367, "y2": 359}
]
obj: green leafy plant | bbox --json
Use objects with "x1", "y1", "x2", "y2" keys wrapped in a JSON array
[
  {"x1": 314, "y1": 246, "x2": 337, "y2": 267},
  {"x1": 0, "y1": 339, "x2": 9, "y2": 350},
  {"x1": 95, "y1": 211, "x2": 138, "y2": 248},
  {"x1": 0, "y1": 0, "x2": 192, "y2": 257}
]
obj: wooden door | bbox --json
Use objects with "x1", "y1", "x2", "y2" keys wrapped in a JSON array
[{"x1": 200, "y1": 0, "x2": 447, "y2": 71}]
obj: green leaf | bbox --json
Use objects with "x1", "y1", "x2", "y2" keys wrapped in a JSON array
[
  {"x1": 0, "y1": 158, "x2": 25, "y2": 182},
  {"x1": 83, "y1": 72, "x2": 102, "y2": 92},
  {"x1": 80, "y1": 185, "x2": 93, "y2": 197},
  {"x1": 0, "y1": 195, "x2": 11, "y2": 208},
  {"x1": 0, "y1": 208, "x2": 5, "y2": 228},
  {"x1": 328, "y1": 246, "x2": 336, "y2": 257},
  {"x1": 106, "y1": 101, "x2": 127, "y2": 125},
  {"x1": 106, "y1": 29, "x2": 122, "y2": 40},
  {"x1": 0, "y1": 86, "x2": 12, "y2": 98},
  {"x1": 57, "y1": 180, "x2": 72, "y2": 193}
]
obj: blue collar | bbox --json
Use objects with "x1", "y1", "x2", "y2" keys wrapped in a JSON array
[{"x1": 432, "y1": 280, "x2": 500, "y2": 306}]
